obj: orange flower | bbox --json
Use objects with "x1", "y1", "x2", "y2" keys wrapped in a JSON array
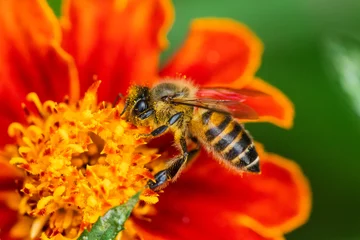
[{"x1": 0, "y1": 0, "x2": 311, "y2": 239}]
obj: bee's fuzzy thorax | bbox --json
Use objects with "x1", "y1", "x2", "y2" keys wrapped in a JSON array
[{"x1": 151, "y1": 78, "x2": 198, "y2": 99}]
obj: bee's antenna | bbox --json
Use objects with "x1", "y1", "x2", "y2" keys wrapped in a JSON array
[
  {"x1": 113, "y1": 93, "x2": 124, "y2": 107},
  {"x1": 120, "y1": 99, "x2": 128, "y2": 116}
]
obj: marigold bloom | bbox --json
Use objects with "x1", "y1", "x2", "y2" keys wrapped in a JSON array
[{"x1": 0, "y1": 0, "x2": 311, "y2": 239}]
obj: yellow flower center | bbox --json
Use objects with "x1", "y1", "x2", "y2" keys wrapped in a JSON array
[{"x1": 7, "y1": 81, "x2": 159, "y2": 239}]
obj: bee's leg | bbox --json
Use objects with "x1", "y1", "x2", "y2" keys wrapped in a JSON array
[
  {"x1": 148, "y1": 136, "x2": 199, "y2": 190},
  {"x1": 149, "y1": 125, "x2": 169, "y2": 137},
  {"x1": 112, "y1": 93, "x2": 124, "y2": 107},
  {"x1": 138, "y1": 109, "x2": 155, "y2": 120},
  {"x1": 143, "y1": 112, "x2": 184, "y2": 137},
  {"x1": 188, "y1": 136, "x2": 200, "y2": 161},
  {"x1": 148, "y1": 136, "x2": 188, "y2": 191}
]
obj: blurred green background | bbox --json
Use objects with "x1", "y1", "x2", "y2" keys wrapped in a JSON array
[{"x1": 49, "y1": 0, "x2": 360, "y2": 239}]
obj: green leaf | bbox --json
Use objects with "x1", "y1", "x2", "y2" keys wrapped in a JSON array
[{"x1": 78, "y1": 192, "x2": 140, "y2": 240}]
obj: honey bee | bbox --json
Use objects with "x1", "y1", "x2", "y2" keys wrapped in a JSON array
[{"x1": 120, "y1": 79, "x2": 262, "y2": 191}]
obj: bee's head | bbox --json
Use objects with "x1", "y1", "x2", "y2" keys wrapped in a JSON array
[{"x1": 121, "y1": 85, "x2": 152, "y2": 124}]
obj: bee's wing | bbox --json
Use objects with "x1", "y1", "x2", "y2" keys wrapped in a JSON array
[
  {"x1": 170, "y1": 87, "x2": 266, "y2": 120},
  {"x1": 197, "y1": 87, "x2": 269, "y2": 100}
]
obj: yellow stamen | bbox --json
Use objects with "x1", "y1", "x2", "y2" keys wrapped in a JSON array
[{"x1": 7, "y1": 81, "x2": 159, "y2": 239}]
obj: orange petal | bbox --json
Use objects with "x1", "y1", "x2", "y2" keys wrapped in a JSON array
[
  {"x1": 0, "y1": 119, "x2": 17, "y2": 147},
  {"x1": 134, "y1": 221, "x2": 281, "y2": 240},
  {"x1": 134, "y1": 145, "x2": 311, "y2": 239},
  {"x1": 61, "y1": 0, "x2": 174, "y2": 101},
  {"x1": 0, "y1": 202, "x2": 18, "y2": 240},
  {"x1": 160, "y1": 18, "x2": 263, "y2": 88},
  {"x1": 0, "y1": 158, "x2": 23, "y2": 191},
  {"x1": 0, "y1": 0, "x2": 79, "y2": 146},
  {"x1": 241, "y1": 78, "x2": 295, "y2": 129}
]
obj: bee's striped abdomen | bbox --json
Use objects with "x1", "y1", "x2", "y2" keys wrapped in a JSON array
[
  {"x1": 200, "y1": 110, "x2": 260, "y2": 173},
  {"x1": 204, "y1": 113, "x2": 232, "y2": 142}
]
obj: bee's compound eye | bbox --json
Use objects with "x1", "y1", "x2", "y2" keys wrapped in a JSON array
[{"x1": 134, "y1": 100, "x2": 148, "y2": 114}]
